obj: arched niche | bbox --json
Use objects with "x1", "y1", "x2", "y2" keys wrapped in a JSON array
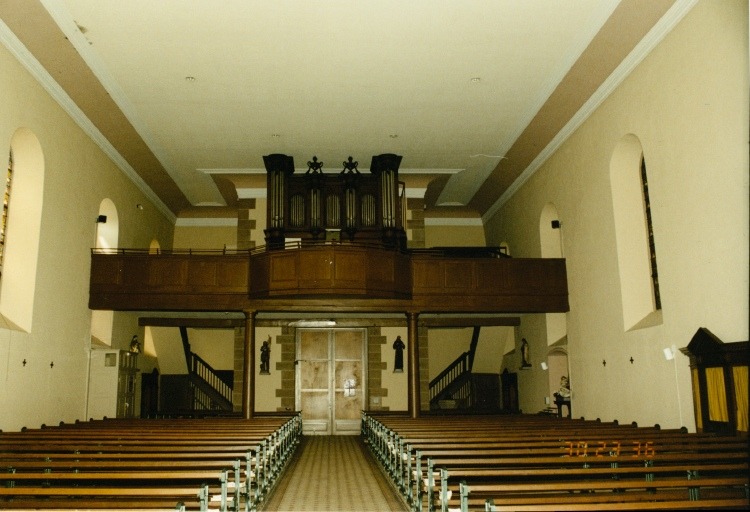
[
  {"x1": 0, "y1": 128, "x2": 44, "y2": 332},
  {"x1": 609, "y1": 134, "x2": 662, "y2": 331},
  {"x1": 539, "y1": 203, "x2": 567, "y2": 345},
  {"x1": 91, "y1": 199, "x2": 119, "y2": 345},
  {"x1": 95, "y1": 198, "x2": 119, "y2": 251},
  {"x1": 149, "y1": 239, "x2": 161, "y2": 254}
]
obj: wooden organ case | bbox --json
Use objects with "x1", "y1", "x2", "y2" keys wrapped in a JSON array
[{"x1": 263, "y1": 153, "x2": 406, "y2": 249}]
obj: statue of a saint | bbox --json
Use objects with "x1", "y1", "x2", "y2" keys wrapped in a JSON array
[
  {"x1": 392, "y1": 336, "x2": 405, "y2": 373},
  {"x1": 129, "y1": 335, "x2": 141, "y2": 354},
  {"x1": 521, "y1": 338, "x2": 531, "y2": 367},
  {"x1": 260, "y1": 338, "x2": 271, "y2": 374}
]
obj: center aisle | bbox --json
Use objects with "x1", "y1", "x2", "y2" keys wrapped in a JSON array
[{"x1": 260, "y1": 435, "x2": 407, "y2": 511}]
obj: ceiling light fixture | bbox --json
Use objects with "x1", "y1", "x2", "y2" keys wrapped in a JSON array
[
  {"x1": 389, "y1": 134, "x2": 398, "y2": 139},
  {"x1": 185, "y1": 76, "x2": 196, "y2": 82},
  {"x1": 470, "y1": 77, "x2": 481, "y2": 83}
]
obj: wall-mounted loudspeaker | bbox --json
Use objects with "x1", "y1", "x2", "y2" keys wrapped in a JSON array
[
  {"x1": 96, "y1": 215, "x2": 107, "y2": 224},
  {"x1": 551, "y1": 220, "x2": 561, "y2": 229}
]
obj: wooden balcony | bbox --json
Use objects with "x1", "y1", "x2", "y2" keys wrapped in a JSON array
[{"x1": 89, "y1": 243, "x2": 568, "y2": 314}]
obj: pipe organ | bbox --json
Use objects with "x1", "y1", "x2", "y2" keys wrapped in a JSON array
[{"x1": 263, "y1": 153, "x2": 406, "y2": 248}]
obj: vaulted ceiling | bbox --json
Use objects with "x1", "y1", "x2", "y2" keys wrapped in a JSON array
[{"x1": 0, "y1": 0, "x2": 687, "y2": 221}]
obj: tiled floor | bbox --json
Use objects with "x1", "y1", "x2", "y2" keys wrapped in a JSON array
[{"x1": 260, "y1": 435, "x2": 406, "y2": 511}]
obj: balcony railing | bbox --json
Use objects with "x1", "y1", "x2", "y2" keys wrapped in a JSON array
[{"x1": 89, "y1": 242, "x2": 568, "y2": 314}]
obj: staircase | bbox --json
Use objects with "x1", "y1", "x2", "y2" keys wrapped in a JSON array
[
  {"x1": 165, "y1": 326, "x2": 234, "y2": 415},
  {"x1": 429, "y1": 326, "x2": 503, "y2": 412},
  {"x1": 188, "y1": 352, "x2": 233, "y2": 412},
  {"x1": 429, "y1": 351, "x2": 475, "y2": 410}
]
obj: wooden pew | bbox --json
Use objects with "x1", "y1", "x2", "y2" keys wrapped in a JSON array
[
  {"x1": 361, "y1": 413, "x2": 749, "y2": 512},
  {"x1": 0, "y1": 471, "x2": 229, "y2": 510},
  {"x1": 464, "y1": 477, "x2": 749, "y2": 511},
  {"x1": 0, "y1": 485, "x2": 210, "y2": 510},
  {"x1": 0, "y1": 414, "x2": 302, "y2": 511},
  {"x1": 389, "y1": 433, "x2": 747, "y2": 506},
  {"x1": 419, "y1": 451, "x2": 749, "y2": 511}
]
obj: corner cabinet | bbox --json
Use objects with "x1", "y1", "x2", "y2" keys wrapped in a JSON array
[{"x1": 87, "y1": 349, "x2": 139, "y2": 419}]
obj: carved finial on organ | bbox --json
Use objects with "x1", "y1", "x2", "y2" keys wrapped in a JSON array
[
  {"x1": 306, "y1": 156, "x2": 324, "y2": 174},
  {"x1": 341, "y1": 156, "x2": 359, "y2": 174}
]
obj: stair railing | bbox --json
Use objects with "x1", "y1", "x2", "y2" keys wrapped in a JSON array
[
  {"x1": 179, "y1": 325, "x2": 233, "y2": 412},
  {"x1": 191, "y1": 353, "x2": 233, "y2": 407},
  {"x1": 429, "y1": 351, "x2": 471, "y2": 405}
]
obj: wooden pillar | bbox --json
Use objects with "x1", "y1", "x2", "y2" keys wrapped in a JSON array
[
  {"x1": 242, "y1": 310, "x2": 256, "y2": 419},
  {"x1": 407, "y1": 311, "x2": 420, "y2": 419}
]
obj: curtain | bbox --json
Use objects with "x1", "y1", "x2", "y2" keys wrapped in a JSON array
[
  {"x1": 705, "y1": 367, "x2": 728, "y2": 422},
  {"x1": 732, "y1": 366, "x2": 748, "y2": 432},
  {"x1": 691, "y1": 368, "x2": 702, "y2": 430}
]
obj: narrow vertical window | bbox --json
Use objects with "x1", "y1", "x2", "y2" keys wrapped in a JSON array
[
  {"x1": 0, "y1": 150, "x2": 12, "y2": 279},
  {"x1": 640, "y1": 156, "x2": 661, "y2": 310}
]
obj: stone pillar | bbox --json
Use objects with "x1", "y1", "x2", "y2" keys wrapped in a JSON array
[
  {"x1": 242, "y1": 310, "x2": 256, "y2": 419},
  {"x1": 407, "y1": 311, "x2": 421, "y2": 418}
]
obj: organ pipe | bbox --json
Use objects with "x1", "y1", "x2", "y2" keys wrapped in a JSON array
[
  {"x1": 345, "y1": 188, "x2": 356, "y2": 229},
  {"x1": 310, "y1": 188, "x2": 321, "y2": 229},
  {"x1": 263, "y1": 153, "x2": 403, "y2": 247},
  {"x1": 273, "y1": 170, "x2": 284, "y2": 228}
]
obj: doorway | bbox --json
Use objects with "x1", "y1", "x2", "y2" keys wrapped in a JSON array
[{"x1": 296, "y1": 328, "x2": 367, "y2": 435}]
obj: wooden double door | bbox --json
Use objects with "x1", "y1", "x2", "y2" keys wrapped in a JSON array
[{"x1": 296, "y1": 328, "x2": 366, "y2": 435}]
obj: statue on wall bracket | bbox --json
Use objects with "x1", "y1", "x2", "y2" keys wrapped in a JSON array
[
  {"x1": 393, "y1": 335, "x2": 405, "y2": 373},
  {"x1": 260, "y1": 336, "x2": 271, "y2": 375},
  {"x1": 521, "y1": 337, "x2": 531, "y2": 368}
]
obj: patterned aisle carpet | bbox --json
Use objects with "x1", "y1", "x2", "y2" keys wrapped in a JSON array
[{"x1": 260, "y1": 435, "x2": 407, "y2": 511}]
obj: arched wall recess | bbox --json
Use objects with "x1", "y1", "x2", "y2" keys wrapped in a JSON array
[
  {"x1": 540, "y1": 203, "x2": 567, "y2": 345},
  {"x1": 149, "y1": 239, "x2": 161, "y2": 254},
  {"x1": 499, "y1": 241, "x2": 510, "y2": 257},
  {"x1": 95, "y1": 198, "x2": 119, "y2": 250},
  {"x1": 0, "y1": 128, "x2": 44, "y2": 332},
  {"x1": 609, "y1": 134, "x2": 662, "y2": 331},
  {"x1": 90, "y1": 198, "x2": 119, "y2": 345}
]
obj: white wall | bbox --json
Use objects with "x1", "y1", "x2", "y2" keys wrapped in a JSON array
[
  {"x1": 0, "y1": 31, "x2": 174, "y2": 431},
  {"x1": 486, "y1": 0, "x2": 749, "y2": 430}
]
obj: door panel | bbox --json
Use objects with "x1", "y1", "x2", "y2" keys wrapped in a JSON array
[
  {"x1": 301, "y1": 361, "x2": 329, "y2": 389},
  {"x1": 298, "y1": 330, "x2": 331, "y2": 434},
  {"x1": 300, "y1": 330, "x2": 329, "y2": 359},
  {"x1": 333, "y1": 330, "x2": 364, "y2": 434},
  {"x1": 297, "y1": 328, "x2": 366, "y2": 435}
]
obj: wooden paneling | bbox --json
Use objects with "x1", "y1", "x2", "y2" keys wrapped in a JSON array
[
  {"x1": 89, "y1": 252, "x2": 249, "y2": 311},
  {"x1": 90, "y1": 256, "x2": 122, "y2": 286},
  {"x1": 187, "y1": 260, "x2": 217, "y2": 287},
  {"x1": 249, "y1": 244, "x2": 411, "y2": 299},
  {"x1": 89, "y1": 247, "x2": 568, "y2": 313},
  {"x1": 269, "y1": 252, "x2": 300, "y2": 289}
]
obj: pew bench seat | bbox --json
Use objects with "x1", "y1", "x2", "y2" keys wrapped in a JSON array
[
  {"x1": 423, "y1": 462, "x2": 749, "y2": 511},
  {"x1": 451, "y1": 477, "x2": 750, "y2": 512},
  {"x1": 0, "y1": 485, "x2": 211, "y2": 511}
]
